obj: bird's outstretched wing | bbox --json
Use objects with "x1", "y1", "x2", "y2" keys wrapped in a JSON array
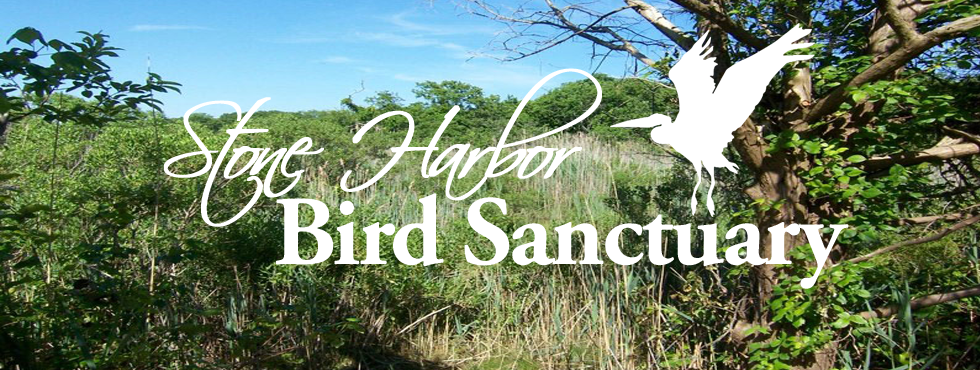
[
  {"x1": 668, "y1": 32, "x2": 719, "y2": 125},
  {"x1": 702, "y1": 25, "x2": 814, "y2": 135}
]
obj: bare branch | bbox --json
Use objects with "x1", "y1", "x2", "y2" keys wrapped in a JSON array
[
  {"x1": 865, "y1": 143, "x2": 980, "y2": 171},
  {"x1": 848, "y1": 213, "x2": 980, "y2": 263},
  {"x1": 624, "y1": 0, "x2": 695, "y2": 50},
  {"x1": 465, "y1": 0, "x2": 672, "y2": 68},
  {"x1": 859, "y1": 285, "x2": 980, "y2": 319},
  {"x1": 669, "y1": 0, "x2": 766, "y2": 50},
  {"x1": 897, "y1": 213, "x2": 970, "y2": 225},
  {"x1": 544, "y1": 0, "x2": 657, "y2": 66},
  {"x1": 943, "y1": 126, "x2": 980, "y2": 147},
  {"x1": 893, "y1": 204, "x2": 980, "y2": 226}
]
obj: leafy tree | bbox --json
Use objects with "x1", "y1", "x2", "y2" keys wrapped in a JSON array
[
  {"x1": 413, "y1": 80, "x2": 489, "y2": 109},
  {"x1": 0, "y1": 27, "x2": 179, "y2": 142},
  {"x1": 365, "y1": 90, "x2": 404, "y2": 111},
  {"x1": 468, "y1": 0, "x2": 980, "y2": 368},
  {"x1": 0, "y1": 27, "x2": 179, "y2": 368},
  {"x1": 525, "y1": 73, "x2": 675, "y2": 138}
]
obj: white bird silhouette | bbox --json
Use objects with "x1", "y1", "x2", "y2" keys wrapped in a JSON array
[{"x1": 614, "y1": 25, "x2": 813, "y2": 216}]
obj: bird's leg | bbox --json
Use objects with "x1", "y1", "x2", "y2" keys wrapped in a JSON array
[
  {"x1": 691, "y1": 162, "x2": 702, "y2": 215},
  {"x1": 706, "y1": 168, "x2": 716, "y2": 216}
]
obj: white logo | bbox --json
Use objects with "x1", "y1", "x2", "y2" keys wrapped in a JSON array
[{"x1": 614, "y1": 25, "x2": 813, "y2": 216}]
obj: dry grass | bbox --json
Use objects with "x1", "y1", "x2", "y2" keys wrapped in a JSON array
[{"x1": 305, "y1": 134, "x2": 700, "y2": 369}]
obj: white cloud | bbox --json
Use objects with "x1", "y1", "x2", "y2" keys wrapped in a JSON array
[
  {"x1": 352, "y1": 11, "x2": 497, "y2": 60},
  {"x1": 357, "y1": 32, "x2": 436, "y2": 48},
  {"x1": 356, "y1": 32, "x2": 471, "y2": 59},
  {"x1": 129, "y1": 24, "x2": 210, "y2": 32},
  {"x1": 384, "y1": 11, "x2": 496, "y2": 36},
  {"x1": 393, "y1": 73, "x2": 424, "y2": 82}
]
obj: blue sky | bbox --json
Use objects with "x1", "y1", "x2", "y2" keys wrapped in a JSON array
[{"x1": 3, "y1": 0, "x2": 676, "y2": 117}]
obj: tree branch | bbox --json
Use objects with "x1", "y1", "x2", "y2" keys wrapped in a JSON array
[
  {"x1": 542, "y1": 0, "x2": 658, "y2": 66},
  {"x1": 848, "y1": 213, "x2": 980, "y2": 263},
  {"x1": 864, "y1": 143, "x2": 980, "y2": 171},
  {"x1": 877, "y1": 0, "x2": 921, "y2": 43},
  {"x1": 893, "y1": 204, "x2": 980, "y2": 225},
  {"x1": 942, "y1": 126, "x2": 980, "y2": 147},
  {"x1": 897, "y1": 212, "x2": 969, "y2": 225},
  {"x1": 624, "y1": 0, "x2": 695, "y2": 50},
  {"x1": 467, "y1": 0, "x2": 667, "y2": 67},
  {"x1": 859, "y1": 284, "x2": 980, "y2": 319},
  {"x1": 928, "y1": 14, "x2": 980, "y2": 40},
  {"x1": 805, "y1": 14, "x2": 980, "y2": 124},
  {"x1": 669, "y1": 0, "x2": 767, "y2": 50}
]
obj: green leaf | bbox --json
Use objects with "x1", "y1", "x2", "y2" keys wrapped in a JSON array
[
  {"x1": 861, "y1": 187, "x2": 883, "y2": 198},
  {"x1": 851, "y1": 90, "x2": 868, "y2": 103},
  {"x1": 802, "y1": 141, "x2": 822, "y2": 154},
  {"x1": 846, "y1": 155, "x2": 867, "y2": 163},
  {"x1": 8, "y1": 27, "x2": 44, "y2": 45},
  {"x1": 51, "y1": 52, "x2": 87, "y2": 70},
  {"x1": 792, "y1": 317, "x2": 805, "y2": 328}
]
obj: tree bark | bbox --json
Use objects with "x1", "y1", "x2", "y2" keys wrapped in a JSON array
[
  {"x1": 0, "y1": 113, "x2": 10, "y2": 146},
  {"x1": 625, "y1": 0, "x2": 695, "y2": 50}
]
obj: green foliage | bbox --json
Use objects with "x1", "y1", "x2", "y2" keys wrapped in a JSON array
[
  {"x1": 0, "y1": 27, "x2": 180, "y2": 126},
  {"x1": 524, "y1": 74, "x2": 674, "y2": 138},
  {"x1": 2, "y1": 16, "x2": 980, "y2": 369},
  {"x1": 413, "y1": 80, "x2": 489, "y2": 109},
  {"x1": 747, "y1": 257, "x2": 876, "y2": 369}
]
